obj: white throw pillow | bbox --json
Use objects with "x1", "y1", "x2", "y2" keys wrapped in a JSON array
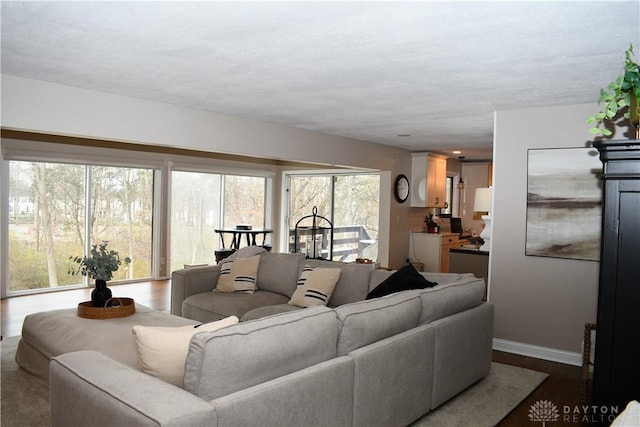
[
  {"x1": 215, "y1": 255, "x2": 260, "y2": 294},
  {"x1": 289, "y1": 266, "x2": 341, "y2": 308},
  {"x1": 611, "y1": 401, "x2": 640, "y2": 426},
  {"x1": 132, "y1": 316, "x2": 239, "y2": 386}
]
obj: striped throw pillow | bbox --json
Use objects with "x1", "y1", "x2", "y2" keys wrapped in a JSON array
[
  {"x1": 215, "y1": 255, "x2": 260, "y2": 294},
  {"x1": 289, "y1": 266, "x2": 341, "y2": 307}
]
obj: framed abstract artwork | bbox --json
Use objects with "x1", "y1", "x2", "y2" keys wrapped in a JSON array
[{"x1": 525, "y1": 147, "x2": 602, "y2": 261}]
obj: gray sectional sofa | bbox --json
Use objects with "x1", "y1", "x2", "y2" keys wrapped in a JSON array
[{"x1": 49, "y1": 252, "x2": 493, "y2": 427}]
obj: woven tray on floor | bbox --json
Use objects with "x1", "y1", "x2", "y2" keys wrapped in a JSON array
[{"x1": 77, "y1": 297, "x2": 135, "y2": 319}]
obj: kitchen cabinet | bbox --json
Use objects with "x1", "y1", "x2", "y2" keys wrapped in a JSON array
[
  {"x1": 409, "y1": 232, "x2": 468, "y2": 273},
  {"x1": 410, "y1": 153, "x2": 447, "y2": 208}
]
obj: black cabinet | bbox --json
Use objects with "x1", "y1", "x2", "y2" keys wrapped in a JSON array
[{"x1": 592, "y1": 140, "x2": 640, "y2": 420}]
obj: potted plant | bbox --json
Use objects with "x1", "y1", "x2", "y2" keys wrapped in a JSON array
[
  {"x1": 70, "y1": 241, "x2": 131, "y2": 307},
  {"x1": 424, "y1": 213, "x2": 437, "y2": 233},
  {"x1": 587, "y1": 44, "x2": 640, "y2": 138}
]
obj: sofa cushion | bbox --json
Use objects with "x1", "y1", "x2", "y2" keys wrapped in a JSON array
[
  {"x1": 215, "y1": 255, "x2": 260, "y2": 294},
  {"x1": 421, "y1": 272, "x2": 477, "y2": 285},
  {"x1": 289, "y1": 266, "x2": 341, "y2": 308},
  {"x1": 366, "y1": 264, "x2": 437, "y2": 299},
  {"x1": 414, "y1": 277, "x2": 486, "y2": 324},
  {"x1": 430, "y1": 303, "x2": 493, "y2": 408},
  {"x1": 349, "y1": 324, "x2": 435, "y2": 426},
  {"x1": 183, "y1": 305, "x2": 338, "y2": 401},
  {"x1": 255, "y1": 252, "x2": 305, "y2": 297},
  {"x1": 132, "y1": 316, "x2": 239, "y2": 386},
  {"x1": 300, "y1": 259, "x2": 374, "y2": 306},
  {"x1": 239, "y1": 304, "x2": 302, "y2": 321},
  {"x1": 182, "y1": 290, "x2": 289, "y2": 323},
  {"x1": 335, "y1": 292, "x2": 422, "y2": 356}
]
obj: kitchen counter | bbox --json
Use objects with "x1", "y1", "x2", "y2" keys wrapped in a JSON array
[
  {"x1": 449, "y1": 248, "x2": 489, "y2": 300},
  {"x1": 409, "y1": 232, "x2": 469, "y2": 273}
]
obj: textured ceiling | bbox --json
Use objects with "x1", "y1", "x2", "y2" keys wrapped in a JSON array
[{"x1": 2, "y1": 1, "x2": 639, "y2": 159}]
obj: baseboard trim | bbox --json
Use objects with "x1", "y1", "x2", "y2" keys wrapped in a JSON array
[{"x1": 493, "y1": 338, "x2": 582, "y2": 367}]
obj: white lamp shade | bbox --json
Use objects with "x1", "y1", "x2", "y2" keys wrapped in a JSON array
[{"x1": 473, "y1": 187, "x2": 492, "y2": 212}]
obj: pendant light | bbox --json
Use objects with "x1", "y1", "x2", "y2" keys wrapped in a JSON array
[
  {"x1": 457, "y1": 156, "x2": 465, "y2": 189},
  {"x1": 457, "y1": 156, "x2": 465, "y2": 217}
]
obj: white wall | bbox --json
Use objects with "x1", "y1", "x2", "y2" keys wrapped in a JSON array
[
  {"x1": 1, "y1": 75, "x2": 415, "y2": 268},
  {"x1": 2, "y1": 75, "x2": 408, "y2": 170},
  {"x1": 491, "y1": 102, "x2": 620, "y2": 365}
]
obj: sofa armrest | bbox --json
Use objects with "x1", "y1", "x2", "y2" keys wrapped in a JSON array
[
  {"x1": 171, "y1": 265, "x2": 221, "y2": 316},
  {"x1": 50, "y1": 351, "x2": 215, "y2": 427}
]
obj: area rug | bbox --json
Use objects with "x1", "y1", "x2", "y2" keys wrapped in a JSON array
[
  {"x1": 1, "y1": 336, "x2": 547, "y2": 427},
  {"x1": 1, "y1": 336, "x2": 49, "y2": 427},
  {"x1": 411, "y1": 362, "x2": 548, "y2": 426}
]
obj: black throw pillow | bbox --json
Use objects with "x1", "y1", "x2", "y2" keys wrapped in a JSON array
[{"x1": 366, "y1": 264, "x2": 437, "y2": 299}]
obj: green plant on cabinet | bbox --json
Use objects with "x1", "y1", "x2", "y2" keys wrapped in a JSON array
[{"x1": 587, "y1": 43, "x2": 640, "y2": 137}]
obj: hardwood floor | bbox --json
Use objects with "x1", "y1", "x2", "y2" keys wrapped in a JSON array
[{"x1": 1, "y1": 281, "x2": 588, "y2": 425}]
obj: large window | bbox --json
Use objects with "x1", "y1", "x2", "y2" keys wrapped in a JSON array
[
  {"x1": 170, "y1": 171, "x2": 266, "y2": 272},
  {"x1": 288, "y1": 173, "x2": 379, "y2": 262},
  {"x1": 2, "y1": 140, "x2": 307, "y2": 297},
  {"x1": 8, "y1": 160, "x2": 153, "y2": 293}
]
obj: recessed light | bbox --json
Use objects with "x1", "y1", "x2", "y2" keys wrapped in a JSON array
[
  {"x1": 452, "y1": 150, "x2": 462, "y2": 154},
  {"x1": 397, "y1": 134, "x2": 411, "y2": 137}
]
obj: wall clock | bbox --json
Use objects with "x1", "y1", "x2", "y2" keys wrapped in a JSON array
[{"x1": 394, "y1": 174, "x2": 410, "y2": 203}]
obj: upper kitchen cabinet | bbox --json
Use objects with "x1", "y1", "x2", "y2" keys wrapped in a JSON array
[{"x1": 410, "y1": 153, "x2": 447, "y2": 208}]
